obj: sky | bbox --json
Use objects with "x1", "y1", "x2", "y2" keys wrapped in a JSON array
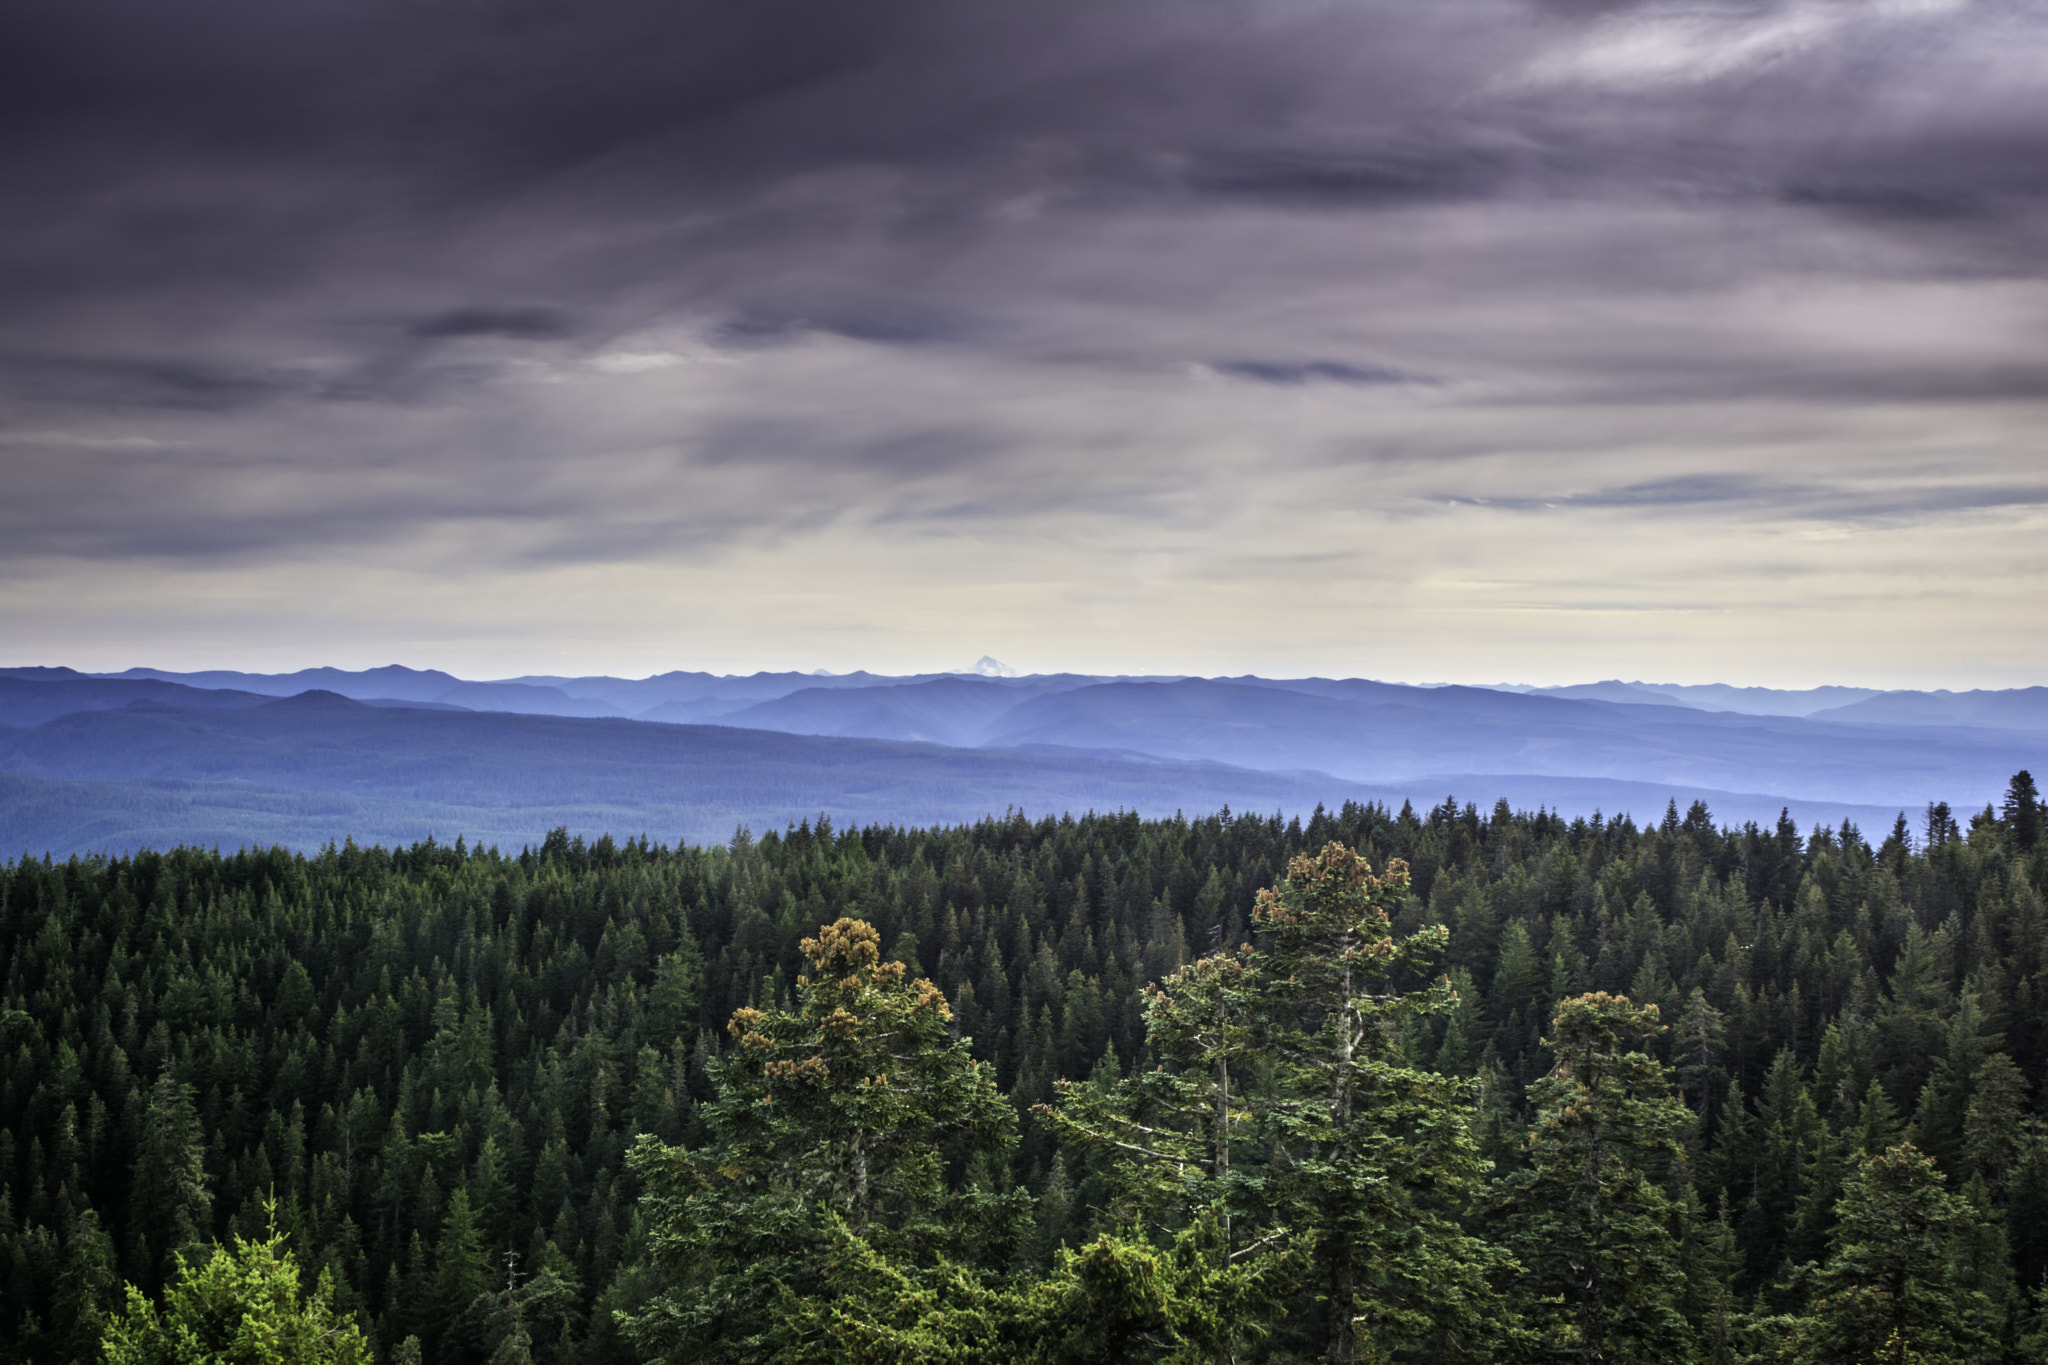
[{"x1": 3, "y1": 0, "x2": 2044, "y2": 687}]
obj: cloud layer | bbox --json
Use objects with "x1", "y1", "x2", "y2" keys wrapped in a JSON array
[{"x1": 2, "y1": 0, "x2": 2044, "y2": 682}]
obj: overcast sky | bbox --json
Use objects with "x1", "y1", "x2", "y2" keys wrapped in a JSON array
[{"x1": 3, "y1": 0, "x2": 2043, "y2": 685}]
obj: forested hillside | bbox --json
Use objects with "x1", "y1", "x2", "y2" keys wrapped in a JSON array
[{"x1": 3, "y1": 781, "x2": 2046, "y2": 1360}]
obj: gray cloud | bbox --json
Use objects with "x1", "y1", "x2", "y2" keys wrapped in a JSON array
[
  {"x1": 1212, "y1": 360, "x2": 1424, "y2": 387},
  {"x1": 410, "y1": 307, "x2": 575, "y2": 341},
  {"x1": 1, "y1": 0, "x2": 2045, "y2": 681},
  {"x1": 1445, "y1": 475, "x2": 2048, "y2": 523},
  {"x1": 0, "y1": 352, "x2": 298, "y2": 412}
]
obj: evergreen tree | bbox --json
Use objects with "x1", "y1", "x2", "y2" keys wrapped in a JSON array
[
  {"x1": 1049, "y1": 845, "x2": 1512, "y2": 1362},
  {"x1": 2, "y1": 796, "x2": 2046, "y2": 1362},
  {"x1": 621, "y1": 917, "x2": 1025, "y2": 1362},
  {"x1": 1490, "y1": 993, "x2": 1694, "y2": 1365},
  {"x1": 1672, "y1": 986, "x2": 1727, "y2": 1123},
  {"x1": 1848, "y1": 1079, "x2": 1905, "y2": 1158},
  {"x1": 433, "y1": 1187, "x2": 493, "y2": 1357},
  {"x1": 1678, "y1": 1189, "x2": 1746, "y2": 1364},
  {"x1": 130, "y1": 1076, "x2": 213, "y2": 1281},
  {"x1": 1962, "y1": 1052, "x2": 2029, "y2": 1193},
  {"x1": 1490, "y1": 921, "x2": 1547, "y2": 1079},
  {"x1": 489, "y1": 1302, "x2": 536, "y2": 1365},
  {"x1": 100, "y1": 1205, "x2": 370, "y2": 1364},
  {"x1": 1432, "y1": 967, "x2": 1489, "y2": 1075},
  {"x1": 1246, "y1": 843, "x2": 1510, "y2": 1363},
  {"x1": 55, "y1": 1206, "x2": 120, "y2": 1360},
  {"x1": 1044, "y1": 944, "x2": 1291, "y2": 1362},
  {"x1": 2005, "y1": 771, "x2": 2043, "y2": 851},
  {"x1": 1790, "y1": 1144, "x2": 1995, "y2": 1365},
  {"x1": 1951, "y1": 1173, "x2": 2016, "y2": 1357}
]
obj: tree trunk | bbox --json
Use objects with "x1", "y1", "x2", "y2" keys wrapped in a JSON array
[
  {"x1": 1325, "y1": 954, "x2": 1358, "y2": 1364},
  {"x1": 1215, "y1": 1044, "x2": 1234, "y2": 1365},
  {"x1": 1327, "y1": 1231, "x2": 1357, "y2": 1363}
]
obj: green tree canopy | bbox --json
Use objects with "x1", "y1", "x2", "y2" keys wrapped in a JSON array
[
  {"x1": 1054, "y1": 844, "x2": 1509, "y2": 1363},
  {"x1": 1791, "y1": 1143, "x2": 1995, "y2": 1365},
  {"x1": 1243, "y1": 843, "x2": 1509, "y2": 1363},
  {"x1": 1490, "y1": 992, "x2": 1694, "y2": 1365},
  {"x1": 130, "y1": 1075, "x2": 213, "y2": 1282},
  {"x1": 621, "y1": 917, "x2": 1025, "y2": 1362},
  {"x1": 100, "y1": 1209, "x2": 370, "y2": 1365}
]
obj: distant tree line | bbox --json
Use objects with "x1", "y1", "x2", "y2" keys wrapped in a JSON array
[{"x1": 1, "y1": 772, "x2": 2045, "y2": 1360}]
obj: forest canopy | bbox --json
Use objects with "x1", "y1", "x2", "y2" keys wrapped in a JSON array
[{"x1": 2, "y1": 776, "x2": 2046, "y2": 1361}]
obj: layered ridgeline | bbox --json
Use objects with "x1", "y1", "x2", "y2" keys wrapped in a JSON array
[
  {"x1": 1, "y1": 784, "x2": 2045, "y2": 1361},
  {"x1": 4, "y1": 665, "x2": 2046, "y2": 855}
]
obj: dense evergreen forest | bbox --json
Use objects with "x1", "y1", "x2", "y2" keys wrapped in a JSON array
[{"x1": 4, "y1": 778, "x2": 2046, "y2": 1361}]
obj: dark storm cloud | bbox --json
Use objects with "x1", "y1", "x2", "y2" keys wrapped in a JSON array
[
  {"x1": 1184, "y1": 144, "x2": 1513, "y2": 207},
  {"x1": 6, "y1": 1, "x2": 2043, "y2": 351},
  {"x1": 1781, "y1": 182, "x2": 1998, "y2": 224},
  {"x1": 3, "y1": 0, "x2": 2047, "y2": 682},
  {"x1": 0, "y1": 352, "x2": 299, "y2": 413},
  {"x1": 410, "y1": 308, "x2": 574, "y2": 341},
  {"x1": 1486, "y1": 358, "x2": 2048, "y2": 411},
  {"x1": 688, "y1": 415, "x2": 1011, "y2": 477},
  {"x1": 712, "y1": 306, "x2": 972, "y2": 350},
  {"x1": 1212, "y1": 360, "x2": 1423, "y2": 387}
]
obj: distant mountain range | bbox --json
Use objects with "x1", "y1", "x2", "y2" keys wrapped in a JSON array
[
  {"x1": 1495, "y1": 680, "x2": 1888, "y2": 717},
  {"x1": 15, "y1": 663, "x2": 2045, "y2": 728},
  {"x1": 0, "y1": 663, "x2": 2040, "y2": 856}
]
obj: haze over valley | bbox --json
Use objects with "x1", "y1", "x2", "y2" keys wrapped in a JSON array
[{"x1": 4, "y1": 661, "x2": 2038, "y2": 856}]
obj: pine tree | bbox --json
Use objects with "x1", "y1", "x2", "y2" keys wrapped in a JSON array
[
  {"x1": 1680, "y1": 1189, "x2": 1747, "y2": 1365},
  {"x1": 433, "y1": 1186, "x2": 493, "y2": 1356},
  {"x1": 54, "y1": 1206, "x2": 119, "y2": 1359},
  {"x1": 2004, "y1": 771, "x2": 2043, "y2": 851},
  {"x1": 1962, "y1": 1052, "x2": 2029, "y2": 1194},
  {"x1": 470, "y1": 1137, "x2": 515, "y2": 1252},
  {"x1": 1490, "y1": 993, "x2": 1695, "y2": 1364},
  {"x1": 489, "y1": 1300, "x2": 536, "y2": 1365},
  {"x1": 4, "y1": 795, "x2": 2048, "y2": 1363},
  {"x1": 1951, "y1": 1173, "x2": 2015, "y2": 1356},
  {"x1": 1245, "y1": 843, "x2": 1510, "y2": 1363},
  {"x1": 100, "y1": 1202, "x2": 370, "y2": 1364},
  {"x1": 1848, "y1": 1079, "x2": 1904, "y2": 1158},
  {"x1": 1432, "y1": 967, "x2": 1489, "y2": 1075},
  {"x1": 392, "y1": 1229, "x2": 431, "y2": 1348},
  {"x1": 129, "y1": 1075, "x2": 212, "y2": 1280},
  {"x1": 1490, "y1": 921, "x2": 1546, "y2": 1078},
  {"x1": 1672, "y1": 986, "x2": 1728, "y2": 1123},
  {"x1": 1790, "y1": 1144, "x2": 1994, "y2": 1365},
  {"x1": 1043, "y1": 944, "x2": 1285, "y2": 1362},
  {"x1": 621, "y1": 917, "x2": 1026, "y2": 1362}
]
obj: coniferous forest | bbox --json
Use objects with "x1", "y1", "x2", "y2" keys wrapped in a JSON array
[{"x1": 4, "y1": 779, "x2": 2047, "y2": 1362}]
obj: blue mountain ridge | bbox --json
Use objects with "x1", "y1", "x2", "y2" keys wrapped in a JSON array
[
  {"x1": 0, "y1": 693, "x2": 1919, "y2": 858},
  {"x1": 0, "y1": 663, "x2": 2040, "y2": 856},
  {"x1": 34, "y1": 663, "x2": 2034, "y2": 731}
]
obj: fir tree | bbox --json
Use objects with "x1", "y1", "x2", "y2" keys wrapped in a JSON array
[
  {"x1": 2004, "y1": 771, "x2": 2043, "y2": 851},
  {"x1": 1043, "y1": 944, "x2": 1287, "y2": 1362},
  {"x1": 101, "y1": 1203, "x2": 370, "y2": 1364},
  {"x1": 622, "y1": 918, "x2": 1025, "y2": 1361},
  {"x1": 433, "y1": 1186, "x2": 493, "y2": 1357},
  {"x1": 1491, "y1": 993, "x2": 1695, "y2": 1365},
  {"x1": 1790, "y1": 1144, "x2": 1994, "y2": 1365},
  {"x1": 129, "y1": 1076, "x2": 212, "y2": 1282},
  {"x1": 2, "y1": 798, "x2": 2046, "y2": 1362},
  {"x1": 1246, "y1": 843, "x2": 1510, "y2": 1363}
]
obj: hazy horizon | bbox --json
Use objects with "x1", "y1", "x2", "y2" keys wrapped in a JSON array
[{"x1": 6, "y1": 657, "x2": 2038, "y2": 695}]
